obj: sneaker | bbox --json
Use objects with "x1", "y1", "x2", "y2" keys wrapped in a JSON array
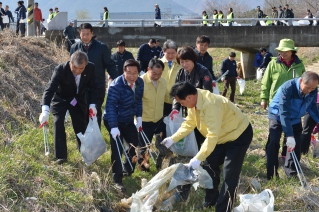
[{"x1": 113, "y1": 182, "x2": 126, "y2": 192}]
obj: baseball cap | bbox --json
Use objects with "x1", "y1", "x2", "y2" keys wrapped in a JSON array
[{"x1": 69, "y1": 20, "x2": 74, "y2": 24}]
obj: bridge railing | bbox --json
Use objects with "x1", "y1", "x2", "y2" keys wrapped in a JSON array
[{"x1": 73, "y1": 17, "x2": 319, "y2": 27}]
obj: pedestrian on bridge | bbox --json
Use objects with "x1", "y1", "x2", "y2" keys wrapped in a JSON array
[
  {"x1": 154, "y1": 4, "x2": 161, "y2": 27},
  {"x1": 227, "y1": 8, "x2": 234, "y2": 26},
  {"x1": 212, "y1": 9, "x2": 218, "y2": 26},
  {"x1": 218, "y1": 10, "x2": 224, "y2": 26},
  {"x1": 48, "y1": 8, "x2": 54, "y2": 20},
  {"x1": 271, "y1": 7, "x2": 278, "y2": 25},
  {"x1": 202, "y1": 11, "x2": 208, "y2": 26},
  {"x1": 102, "y1": 7, "x2": 109, "y2": 27},
  {"x1": 256, "y1": 6, "x2": 264, "y2": 26},
  {"x1": 278, "y1": 5, "x2": 284, "y2": 26}
]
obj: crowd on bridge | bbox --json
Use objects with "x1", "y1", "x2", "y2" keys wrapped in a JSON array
[{"x1": 35, "y1": 17, "x2": 319, "y2": 210}]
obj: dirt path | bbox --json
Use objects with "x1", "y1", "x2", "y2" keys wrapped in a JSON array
[{"x1": 305, "y1": 61, "x2": 319, "y2": 73}]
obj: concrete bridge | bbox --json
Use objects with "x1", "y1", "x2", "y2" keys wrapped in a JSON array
[{"x1": 46, "y1": 26, "x2": 319, "y2": 79}]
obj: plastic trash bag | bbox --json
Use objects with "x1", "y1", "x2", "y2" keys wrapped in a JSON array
[
  {"x1": 237, "y1": 78, "x2": 246, "y2": 95},
  {"x1": 234, "y1": 189, "x2": 274, "y2": 212},
  {"x1": 213, "y1": 83, "x2": 220, "y2": 95},
  {"x1": 256, "y1": 68, "x2": 263, "y2": 81},
  {"x1": 167, "y1": 163, "x2": 213, "y2": 192},
  {"x1": 77, "y1": 116, "x2": 107, "y2": 166},
  {"x1": 163, "y1": 116, "x2": 198, "y2": 157}
]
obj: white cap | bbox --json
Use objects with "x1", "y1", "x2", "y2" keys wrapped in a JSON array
[{"x1": 69, "y1": 20, "x2": 74, "y2": 24}]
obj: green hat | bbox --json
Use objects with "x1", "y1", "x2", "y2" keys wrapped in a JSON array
[{"x1": 275, "y1": 39, "x2": 298, "y2": 52}]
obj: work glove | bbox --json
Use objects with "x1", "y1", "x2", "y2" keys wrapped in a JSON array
[
  {"x1": 135, "y1": 117, "x2": 142, "y2": 132},
  {"x1": 89, "y1": 104, "x2": 97, "y2": 118},
  {"x1": 39, "y1": 105, "x2": 50, "y2": 127},
  {"x1": 110, "y1": 127, "x2": 120, "y2": 140},
  {"x1": 286, "y1": 137, "x2": 296, "y2": 152},
  {"x1": 169, "y1": 109, "x2": 179, "y2": 120},
  {"x1": 212, "y1": 80, "x2": 216, "y2": 87},
  {"x1": 221, "y1": 77, "x2": 225, "y2": 82},
  {"x1": 161, "y1": 137, "x2": 174, "y2": 148},
  {"x1": 188, "y1": 157, "x2": 201, "y2": 170}
]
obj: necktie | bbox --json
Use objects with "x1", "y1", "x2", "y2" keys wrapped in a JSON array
[
  {"x1": 168, "y1": 61, "x2": 172, "y2": 69},
  {"x1": 130, "y1": 83, "x2": 133, "y2": 89},
  {"x1": 85, "y1": 44, "x2": 89, "y2": 50}
]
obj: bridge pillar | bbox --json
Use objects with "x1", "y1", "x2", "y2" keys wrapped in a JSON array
[{"x1": 240, "y1": 52, "x2": 256, "y2": 79}]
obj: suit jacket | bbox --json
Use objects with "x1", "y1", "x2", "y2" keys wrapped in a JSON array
[{"x1": 42, "y1": 61, "x2": 97, "y2": 114}]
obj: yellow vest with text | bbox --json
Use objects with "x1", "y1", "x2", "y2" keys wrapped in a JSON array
[
  {"x1": 141, "y1": 73, "x2": 168, "y2": 123},
  {"x1": 160, "y1": 57, "x2": 182, "y2": 104},
  {"x1": 171, "y1": 89, "x2": 249, "y2": 161}
]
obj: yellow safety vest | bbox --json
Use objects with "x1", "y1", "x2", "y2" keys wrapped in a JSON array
[
  {"x1": 227, "y1": 12, "x2": 233, "y2": 23},
  {"x1": 203, "y1": 14, "x2": 208, "y2": 24},
  {"x1": 213, "y1": 14, "x2": 218, "y2": 21},
  {"x1": 266, "y1": 16, "x2": 272, "y2": 25},
  {"x1": 218, "y1": 14, "x2": 224, "y2": 23},
  {"x1": 103, "y1": 11, "x2": 110, "y2": 20}
]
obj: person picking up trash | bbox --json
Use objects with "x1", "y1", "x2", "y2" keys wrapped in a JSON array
[
  {"x1": 161, "y1": 81, "x2": 253, "y2": 212},
  {"x1": 39, "y1": 51, "x2": 98, "y2": 165},
  {"x1": 266, "y1": 71, "x2": 319, "y2": 180},
  {"x1": 103, "y1": 59, "x2": 144, "y2": 192}
]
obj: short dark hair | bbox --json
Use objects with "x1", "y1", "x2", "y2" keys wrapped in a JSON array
[
  {"x1": 49, "y1": 8, "x2": 53, "y2": 11},
  {"x1": 301, "y1": 71, "x2": 319, "y2": 84},
  {"x1": 80, "y1": 23, "x2": 93, "y2": 32},
  {"x1": 170, "y1": 82, "x2": 198, "y2": 100},
  {"x1": 176, "y1": 46, "x2": 197, "y2": 64},
  {"x1": 196, "y1": 35, "x2": 210, "y2": 44},
  {"x1": 116, "y1": 40, "x2": 126, "y2": 47},
  {"x1": 54, "y1": 7, "x2": 58, "y2": 10},
  {"x1": 149, "y1": 38, "x2": 156, "y2": 44},
  {"x1": 148, "y1": 58, "x2": 165, "y2": 70},
  {"x1": 229, "y1": 8, "x2": 233, "y2": 12},
  {"x1": 260, "y1": 47, "x2": 267, "y2": 52},
  {"x1": 156, "y1": 39, "x2": 160, "y2": 42},
  {"x1": 35, "y1": 2, "x2": 38, "y2": 5},
  {"x1": 104, "y1": 7, "x2": 108, "y2": 11},
  {"x1": 229, "y1": 52, "x2": 236, "y2": 57},
  {"x1": 123, "y1": 59, "x2": 140, "y2": 71}
]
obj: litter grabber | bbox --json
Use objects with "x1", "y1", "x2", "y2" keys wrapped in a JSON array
[
  {"x1": 116, "y1": 136, "x2": 134, "y2": 171},
  {"x1": 140, "y1": 130, "x2": 157, "y2": 164},
  {"x1": 291, "y1": 150, "x2": 308, "y2": 188},
  {"x1": 114, "y1": 135, "x2": 125, "y2": 171},
  {"x1": 216, "y1": 70, "x2": 229, "y2": 82},
  {"x1": 142, "y1": 130, "x2": 158, "y2": 157},
  {"x1": 40, "y1": 123, "x2": 50, "y2": 156}
]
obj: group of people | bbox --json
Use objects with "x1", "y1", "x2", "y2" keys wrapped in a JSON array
[{"x1": 38, "y1": 21, "x2": 250, "y2": 211}]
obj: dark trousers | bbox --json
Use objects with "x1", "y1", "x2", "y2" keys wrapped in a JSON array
[
  {"x1": 53, "y1": 104, "x2": 87, "y2": 159},
  {"x1": 0, "y1": 19, "x2": 3, "y2": 30},
  {"x1": 104, "y1": 120, "x2": 138, "y2": 183},
  {"x1": 204, "y1": 124, "x2": 253, "y2": 212},
  {"x1": 16, "y1": 20, "x2": 20, "y2": 34},
  {"x1": 267, "y1": 119, "x2": 302, "y2": 179},
  {"x1": 300, "y1": 113, "x2": 316, "y2": 154},
  {"x1": 222, "y1": 76, "x2": 237, "y2": 102},
  {"x1": 138, "y1": 119, "x2": 166, "y2": 157},
  {"x1": 65, "y1": 39, "x2": 75, "y2": 52},
  {"x1": 194, "y1": 127, "x2": 206, "y2": 148},
  {"x1": 163, "y1": 102, "x2": 172, "y2": 117},
  {"x1": 19, "y1": 23, "x2": 25, "y2": 36}
]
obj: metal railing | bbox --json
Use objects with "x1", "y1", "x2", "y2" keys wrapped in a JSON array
[{"x1": 73, "y1": 17, "x2": 319, "y2": 27}]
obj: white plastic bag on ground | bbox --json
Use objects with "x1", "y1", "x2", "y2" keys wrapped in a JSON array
[
  {"x1": 256, "y1": 68, "x2": 263, "y2": 81},
  {"x1": 234, "y1": 189, "x2": 274, "y2": 212},
  {"x1": 237, "y1": 78, "x2": 246, "y2": 95},
  {"x1": 163, "y1": 116, "x2": 198, "y2": 157},
  {"x1": 77, "y1": 116, "x2": 107, "y2": 166}
]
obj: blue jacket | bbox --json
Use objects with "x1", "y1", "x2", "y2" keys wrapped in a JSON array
[
  {"x1": 269, "y1": 78, "x2": 319, "y2": 137},
  {"x1": 15, "y1": 5, "x2": 26, "y2": 20},
  {"x1": 104, "y1": 75, "x2": 144, "y2": 128},
  {"x1": 155, "y1": 8, "x2": 161, "y2": 19},
  {"x1": 136, "y1": 43, "x2": 155, "y2": 71},
  {"x1": 253, "y1": 52, "x2": 262, "y2": 67}
]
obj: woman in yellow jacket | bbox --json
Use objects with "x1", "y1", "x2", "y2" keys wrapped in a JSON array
[{"x1": 162, "y1": 82, "x2": 253, "y2": 212}]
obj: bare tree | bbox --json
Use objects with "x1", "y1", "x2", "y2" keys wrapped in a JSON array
[{"x1": 75, "y1": 10, "x2": 92, "y2": 20}]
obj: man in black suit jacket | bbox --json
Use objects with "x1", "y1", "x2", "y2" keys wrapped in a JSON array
[{"x1": 39, "y1": 51, "x2": 98, "y2": 164}]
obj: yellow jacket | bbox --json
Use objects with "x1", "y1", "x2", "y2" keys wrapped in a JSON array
[
  {"x1": 141, "y1": 73, "x2": 168, "y2": 123},
  {"x1": 171, "y1": 89, "x2": 250, "y2": 161},
  {"x1": 160, "y1": 57, "x2": 182, "y2": 104}
]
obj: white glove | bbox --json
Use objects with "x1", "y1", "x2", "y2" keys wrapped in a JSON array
[
  {"x1": 110, "y1": 127, "x2": 120, "y2": 140},
  {"x1": 39, "y1": 105, "x2": 50, "y2": 126},
  {"x1": 135, "y1": 117, "x2": 142, "y2": 132},
  {"x1": 286, "y1": 137, "x2": 296, "y2": 152},
  {"x1": 89, "y1": 104, "x2": 97, "y2": 117},
  {"x1": 188, "y1": 157, "x2": 201, "y2": 170},
  {"x1": 221, "y1": 77, "x2": 225, "y2": 82},
  {"x1": 161, "y1": 137, "x2": 174, "y2": 148}
]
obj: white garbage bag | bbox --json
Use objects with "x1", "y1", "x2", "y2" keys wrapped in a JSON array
[
  {"x1": 77, "y1": 116, "x2": 107, "y2": 166},
  {"x1": 163, "y1": 115, "x2": 198, "y2": 157},
  {"x1": 256, "y1": 68, "x2": 263, "y2": 81},
  {"x1": 237, "y1": 78, "x2": 246, "y2": 95},
  {"x1": 234, "y1": 189, "x2": 274, "y2": 212}
]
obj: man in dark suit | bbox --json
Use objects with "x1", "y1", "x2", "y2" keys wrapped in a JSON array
[{"x1": 39, "y1": 51, "x2": 98, "y2": 164}]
